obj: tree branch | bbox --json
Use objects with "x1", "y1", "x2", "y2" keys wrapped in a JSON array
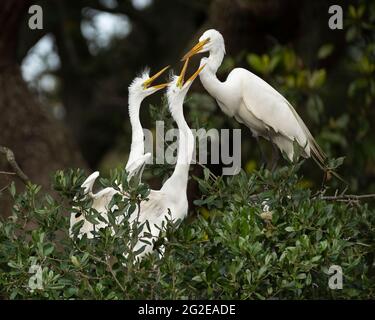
[
  {"x1": 319, "y1": 194, "x2": 375, "y2": 202},
  {"x1": 0, "y1": 171, "x2": 16, "y2": 175},
  {"x1": 0, "y1": 146, "x2": 30, "y2": 184}
]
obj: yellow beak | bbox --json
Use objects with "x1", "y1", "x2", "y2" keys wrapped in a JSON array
[
  {"x1": 150, "y1": 82, "x2": 169, "y2": 90},
  {"x1": 142, "y1": 65, "x2": 170, "y2": 89},
  {"x1": 186, "y1": 63, "x2": 206, "y2": 83},
  {"x1": 181, "y1": 38, "x2": 210, "y2": 61},
  {"x1": 177, "y1": 58, "x2": 189, "y2": 88},
  {"x1": 177, "y1": 58, "x2": 206, "y2": 88}
]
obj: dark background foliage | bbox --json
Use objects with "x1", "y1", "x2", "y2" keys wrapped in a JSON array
[{"x1": 1, "y1": 0, "x2": 374, "y2": 215}]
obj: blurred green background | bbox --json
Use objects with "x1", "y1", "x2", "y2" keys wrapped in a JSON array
[{"x1": 0, "y1": 0, "x2": 374, "y2": 215}]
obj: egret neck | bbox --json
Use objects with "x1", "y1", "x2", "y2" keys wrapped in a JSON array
[
  {"x1": 162, "y1": 95, "x2": 194, "y2": 194},
  {"x1": 127, "y1": 94, "x2": 145, "y2": 168},
  {"x1": 199, "y1": 48, "x2": 226, "y2": 103}
]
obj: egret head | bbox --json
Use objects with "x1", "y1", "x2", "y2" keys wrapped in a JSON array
[
  {"x1": 182, "y1": 29, "x2": 225, "y2": 61},
  {"x1": 129, "y1": 66, "x2": 169, "y2": 99},
  {"x1": 167, "y1": 59, "x2": 205, "y2": 108}
]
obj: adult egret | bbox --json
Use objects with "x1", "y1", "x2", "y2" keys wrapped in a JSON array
[
  {"x1": 182, "y1": 29, "x2": 326, "y2": 169},
  {"x1": 70, "y1": 66, "x2": 169, "y2": 238}
]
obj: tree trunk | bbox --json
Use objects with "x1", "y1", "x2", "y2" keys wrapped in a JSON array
[{"x1": 0, "y1": 0, "x2": 86, "y2": 217}]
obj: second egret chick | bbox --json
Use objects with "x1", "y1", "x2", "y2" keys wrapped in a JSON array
[{"x1": 127, "y1": 60, "x2": 205, "y2": 260}]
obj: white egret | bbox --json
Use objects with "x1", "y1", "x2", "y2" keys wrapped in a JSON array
[
  {"x1": 69, "y1": 61, "x2": 204, "y2": 260},
  {"x1": 70, "y1": 66, "x2": 169, "y2": 238},
  {"x1": 127, "y1": 60, "x2": 205, "y2": 260},
  {"x1": 182, "y1": 29, "x2": 326, "y2": 169},
  {"x1": 126, "y1": 66, "x2": 170, "y2": 179}
]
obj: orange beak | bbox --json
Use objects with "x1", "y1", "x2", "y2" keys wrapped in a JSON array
[
  {"x1": 142, "y1": 65, "x2": 170, "y2": 90},
  {"x1": 181, "y1": 38, "x2": 210, "y2": 61},
  {"x1": 177, "y1": 58, "x2": 206, "y2": 88}
]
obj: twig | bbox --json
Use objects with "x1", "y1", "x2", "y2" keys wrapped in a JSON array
[
  {"x1": 320, "y1": 194, "x2": 375, "y2": 201},
  {"x1": 107, "y1": 261, "x2": 126, "y2": 293},
  {"x1": 248, "y1": 189, "x2": 375, "y2": 204},
  {"x1": 72, "y1": 239, "x2": 126, "y2": 292},
  {"x1": 0, "y1": 171, "x2": 16, "y2": 175},
  {"x1": 0, "y1": 184, "x2": 10, "y2": 193},
  {"x1": 0, "y1": 146, "x2": 29, "y2": 184}
]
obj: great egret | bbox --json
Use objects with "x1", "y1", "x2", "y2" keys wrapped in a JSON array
[
  {"x1": 69, "y1": 61, "x2": 204, "y2": 261},
  {"x1": 182, "y1": 29, "x2": 326, "y2": 168},
  {"x1": 127, "y1": 60, "x2": 205, "y2": 260},
  {"x1": 70, "y1": 66, "x2": 169, "y2": 238},
  {"x1": 126, "y1": 66, "x2": 170, "y2": 179}
]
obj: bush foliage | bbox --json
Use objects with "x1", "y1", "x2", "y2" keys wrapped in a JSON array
[{"x1": 0, "y1": 162, "x2": 374, "y2": 299}]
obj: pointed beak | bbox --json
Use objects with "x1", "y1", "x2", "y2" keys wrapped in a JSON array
[
  {"x1": 181, "y1": 38, "x2": 210, "y2": 61},
  {"x1": 186, "y1": 63, "x2": 206, "y2": 84},
  {"x1": 150, "y1": 82, "x2": 169, "y2": 90},
  {"x1": 142, "y1": 65, "x2": 170, "y2": 89},
  {"x1": 177, "y1": 58, "x2": 189, "y2": 88}
]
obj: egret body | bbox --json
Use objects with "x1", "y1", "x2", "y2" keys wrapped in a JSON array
[
  {"x1": 183, "y1": 29, "x2": 326, "y2": 166},
  {"x1": 127, "y1": 60, "x2": 204, "y2": 259},
  {"x1": 70, "y1": 67, "x2": 169, "y2": 238}
]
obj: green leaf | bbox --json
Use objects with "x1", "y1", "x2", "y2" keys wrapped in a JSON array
[
  {"x1": 247, "y1": 54, "x2": 264, "y2": 73},
  {"x1": 311, "y1": 255, "x2": 322, "y2": 263},
  {"x1": 317, "y1": 44, "x2": 334, "y2": 59},
  {"x1": 346, "y1": 26, "x2": 357, "y2": 42},
  {"x1": 296, "y1": 273, "x2": 306, "y2": 280},
  {"x1": 71, "y1": 220, "x2": 85, "y2": 236},
  {"x1": 43, "y1": 243, "x2": 54, "y2": 256},
  {"x1": 10, "y1": 182, "x2": 16, "y2": 197},
  {"x1": 71, "y1": 256, "x2": 80, "y2": 268},
  {"x1": 309, "y1": 69, "x2": 326, "y2": 88},
  {"x1": 192, "y1": 275, "x2": 203, "y2": 282}
]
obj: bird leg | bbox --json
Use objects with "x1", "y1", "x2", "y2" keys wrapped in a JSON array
[
  {"x1": 269, "y1": 141, "x2": 280, "y2": 172},
  {"x1": 255, "y1": 136, "x2": 267, "y2": 168},
  {"x1": 266, "y1": 131, "x2": 279, "y2": 172}
]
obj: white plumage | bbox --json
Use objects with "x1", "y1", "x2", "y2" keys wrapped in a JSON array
[
  {"x1": 69, "y1": 62, "x2": 202, "y2": 261},
  {"x1": 124, "y1": 60, "x2": 202, "y2": 259},
  {"x1": 183, "y1": 29, "x2": 326, "y2": 164},
  {"x1": 69, "y1": 66, "x2": 169, "y2": 239},
  {"x1": 126, "y1": 66, "x2": 170, "y2": 178}
]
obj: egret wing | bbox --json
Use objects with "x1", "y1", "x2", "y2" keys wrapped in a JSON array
[
  {"x1": 241, "y1": 73, "x2": 307, "y2": 146},
  {"x1": 81, "y1": 171, "x2": 100, "y2": 194},
  {"x1": 125, "y1": 152, "x2": 152, "y2": 180},
  {"x1": 129, "y1": 190, "x2": 169, "y2": 259},
  {"x1": 240, "y1": 70, "x2": 325, "y2": 162}
]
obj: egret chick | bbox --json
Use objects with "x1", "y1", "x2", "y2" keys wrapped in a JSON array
[{"x1": 69, "y1": 66, "x2": 169, "y2": 238}]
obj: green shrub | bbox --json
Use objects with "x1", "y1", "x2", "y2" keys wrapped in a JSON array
[{"x1": 0, "y1": 163, "x2": 374, "y2": 299}]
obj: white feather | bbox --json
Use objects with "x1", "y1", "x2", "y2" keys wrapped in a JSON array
[{"x1": 193, "y1": 29, "x2": 325, "y2": 162}]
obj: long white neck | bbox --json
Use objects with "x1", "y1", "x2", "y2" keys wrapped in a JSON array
[
  {"x1": 162, "y1": 98, "x2": 194, "y2": 194},
  {"x1": 199, "y1": 49, "x2": 226, "y2": 100},
  {"x1": 126, "y1": 94, "x2": 144, "y2": 169}
]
